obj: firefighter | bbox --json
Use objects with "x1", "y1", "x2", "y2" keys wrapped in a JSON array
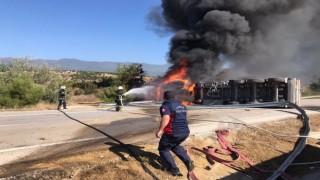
[
  {"x1": 156, "y1": 90, "x2": 195, "y2": 176},
  {"x1": 115, "y1": 86, "x2": 124, "y2": 111},
  {"x1": 57, "y1": 86, "x2": 67, "y2": 110}
]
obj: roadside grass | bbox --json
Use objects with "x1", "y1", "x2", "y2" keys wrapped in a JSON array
[
  {"x1": 68, "y1": 94, "x2": 102, "y2": 105},
  {"x1": 0, "y1": 101, "x2": 57, "y2": 111},
  {"x1": 0, "y1": 94, "x2": 102, "y2": 111},
  {"x1": 29, "y1": 102, "x2": 57, "y2": 110}
]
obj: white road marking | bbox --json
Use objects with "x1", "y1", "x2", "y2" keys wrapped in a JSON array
[
  {"x1": 0, "y1": 123, "x2": 38, "y2": 127},
  {"x1": 0, "y1": 136, "x2": 106, "y2": 153}
]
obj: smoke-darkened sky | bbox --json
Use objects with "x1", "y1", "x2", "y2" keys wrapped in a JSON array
[{"x1": 149, "y1": 0, "x2": 320, "y2": 82}]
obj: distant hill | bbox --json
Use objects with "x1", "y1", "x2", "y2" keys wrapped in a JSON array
[{"x1": 0, "y1": 58, "x2": 170, "y2": 76}]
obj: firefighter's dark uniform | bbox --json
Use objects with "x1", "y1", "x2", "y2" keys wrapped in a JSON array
[
  {"x1": 158, "y1": 99, "x2": 192, "y2": 172},
  {"x1": 58, "y1": 89, "x2": 66, "y2": 109}
]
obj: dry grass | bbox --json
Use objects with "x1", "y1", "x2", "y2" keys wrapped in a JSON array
[
  {"x1": 68, "y1": 94, "x2": 102, "y2": 105},
  {"x1": 29, "y1": 102, "x2": 58, "y2": 110},
  {"x1": 0, "y1": 94, "x2": 102, "y2": 111},
  {"x1": 0, "y1": 102, "x2": 57, "y2": 111}
]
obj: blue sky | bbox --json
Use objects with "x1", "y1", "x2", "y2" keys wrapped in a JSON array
[{"x1": 0, "y1": 0, "x2": 171, "y2": 65}]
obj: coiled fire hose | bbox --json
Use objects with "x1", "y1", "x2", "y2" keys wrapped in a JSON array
[{"x1": 119, "y1": 96, "x2": 311, "y2": 180}]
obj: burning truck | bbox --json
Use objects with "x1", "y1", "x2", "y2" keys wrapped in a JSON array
[
  {"x1": 193, "y1": 77, "x2": 301, "y2": 105},
  {"x1": 151, "y1": 77, "x2": 301, "y2": 106},
  {"x1": 146, "y1": 60, "x2": 301, "y2": 106}
]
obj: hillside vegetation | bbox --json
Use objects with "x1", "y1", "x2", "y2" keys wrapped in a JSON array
[
  {"x1": 0, "y1": 58, "x2": 151, "y2": 109},
  {"x1": 0, "y1": 58, "x2": 319, "y2": 109}
]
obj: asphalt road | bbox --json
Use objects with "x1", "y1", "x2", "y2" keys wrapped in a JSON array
[
  {"x1": 0, "y1": 107, "x2": 160, "y2": 166},
  {"x1": 0, "y1": 99, "x2": 319, "y2": 166}
]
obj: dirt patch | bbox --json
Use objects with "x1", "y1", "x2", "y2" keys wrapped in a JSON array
[{"x1": 1, "y1": 114, "x2": 320, "y2": 179}]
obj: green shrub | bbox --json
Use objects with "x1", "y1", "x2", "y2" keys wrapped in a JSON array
[
  {"x1": 72, "y1": 82, "x2": 98, "y2": 95},
  {"x1": 42, "y1": 84, "x2": 60, "y2": 103},
  {"x1": 96, "y1": 77, "x2": 115, "y2": 88},
  {"x1": 3, "y1": 58, "x2": 34, "y2": 82},
  {"x1": 34, "y1": 66, "x2": 63, "y2": 103},
  {"x1": 97, "y1": 86, "x2": 118, "y2": 103},
  {"x1": 0, "y1": 77, "x2": 45, "y2": 108},
  {"x1": 0, "y1": 64, "x2": 8, "y2": 72},
  {"x1": 309, "y1": 77, "x2": 320, "y2": 92},
  {"x1": 302, "y1": 76, "x2": 320, "y2": 96},
  {"x1": 0, "y1": 58, "x2": 63, "y2": 105}
]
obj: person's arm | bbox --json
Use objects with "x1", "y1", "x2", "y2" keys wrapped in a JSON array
[{"x1": 156, "y1": 114, "x2": 170, "y2": 138}]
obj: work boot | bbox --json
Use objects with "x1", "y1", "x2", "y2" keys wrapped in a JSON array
[
  {"x1": 186, "y1": 160, "x2": 195, "y2": 171},
  {"x1": 169, "y1": 168, "x2": 183, "y2": 176}
]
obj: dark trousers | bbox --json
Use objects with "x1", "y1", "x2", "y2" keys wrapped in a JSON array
[
  {"x1": 58, "y1": 98, "x2": 66, "y2": 109},
  {"x1": 158, "y1": 134, "x2": 191, "y2": 170}
]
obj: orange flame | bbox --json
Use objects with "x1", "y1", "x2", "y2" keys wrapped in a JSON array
[{"x1": 156, "y1": 59, "x2": 195, "y2": 105}]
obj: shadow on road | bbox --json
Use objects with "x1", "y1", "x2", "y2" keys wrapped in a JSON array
[
  {"x1": 276, "y1": 109, "x2": 300, "y2": 116},
  {"x1": 105, "y1": 142, "x2": 165, "y2": 170},
  {"x1": 58, "y1": 110, "x2": 160, "y2": 179}
]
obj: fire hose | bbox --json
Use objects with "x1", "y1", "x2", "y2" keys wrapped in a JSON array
[
  {"x1": 58, "y1": 109, "x2": 160, "y2": 180},
  {"x1": 119, "y1": 96, "x2": 311, "y2": 180},
  {"x1": 192, "y1": 129, "x2": 292, "y2": 179}
]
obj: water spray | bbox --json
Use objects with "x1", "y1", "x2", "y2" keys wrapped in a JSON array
[
  {"x1": 118, "y1": 86, "x2": 155, "y2": 108},
  {"x1": 123, "y1": 85, "x2": 154, "y2": 96}
]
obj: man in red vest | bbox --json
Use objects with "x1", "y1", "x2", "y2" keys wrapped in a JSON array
[{"x1": 156, "y1": 90, "x2": 195, "y2": 176}]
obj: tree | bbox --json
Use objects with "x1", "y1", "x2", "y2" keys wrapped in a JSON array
[
  {"x1": 0, "y1": 77, "x2": 45, "y2": 108},
  {"x1": 0, "y1": 63, "x2": 8, "y2": 72},
  {"x1": 0, "y1": 58, "x2": 63, "y2": 105},
  {"x1": 7, "y1": 58, "x2": 35, "y2": 78},
  {"x1": 115, "y1": 63, "x2": 146, "y2": 90},
  {"x1": 95, "y1": 77, "x2": 114, "y2": 88},
  {"x1": 31, "y1": 64, "x2": 63, "y2": 103}
]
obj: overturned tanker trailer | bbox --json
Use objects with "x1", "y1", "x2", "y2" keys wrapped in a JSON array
[{"x1": 194, "y1": 78, "x2": 301, "y2": 106}]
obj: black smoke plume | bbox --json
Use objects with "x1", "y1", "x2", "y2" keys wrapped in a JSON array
[{"x1": 149, "y1": 0, "x2": 320, "y2": 83}]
